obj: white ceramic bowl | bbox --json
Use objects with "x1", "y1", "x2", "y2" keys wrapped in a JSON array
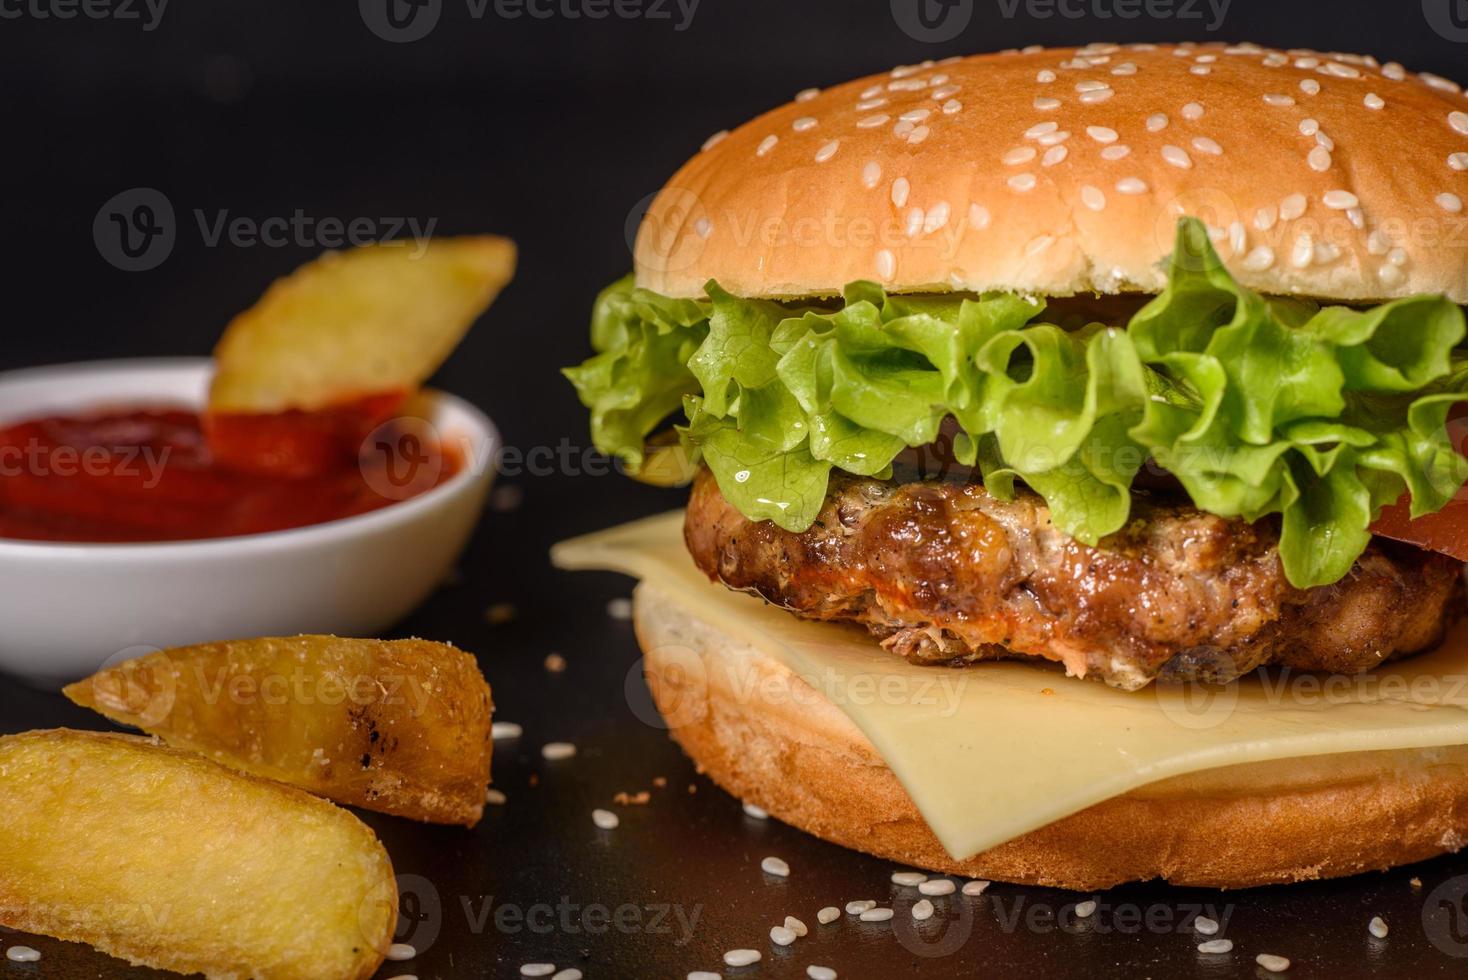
[{"x1": 0, "y1": 358, "x2": 497, "y2": 687}]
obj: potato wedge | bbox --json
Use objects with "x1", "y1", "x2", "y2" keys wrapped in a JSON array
[
  {"x1": 0, "y1": 729, "x2": 395, "y2": 980},
  {"x1": 65, "y1": 635, "x2": 494, "y2": 826},
  {"x1": 208, "y1": 235, "x2": 515, "y2": 414}
]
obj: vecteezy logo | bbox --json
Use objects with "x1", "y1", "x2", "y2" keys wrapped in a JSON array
[
  {"x1": 890, "y1": 0, "x2": 973, "y2": 43},
  {"x1": 359, "y1": 0, "x2": 442, "y2": 43},
  {"x1": 1424, "y1": 875, "x2": 1468, "y2": 957},
  {"x1": 1424, "y1": 0, "x2": 1468, "y2": 42},
  {"x1": 93, "y1": 187, "x2": 175, "y2": 272},
  {"x1": 361, "y1": 417, "x2": 446, "y2": 501}
]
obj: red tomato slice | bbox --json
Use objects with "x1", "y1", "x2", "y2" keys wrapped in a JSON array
[{"x1": 1371, "y1": 496, "x2": 1468, "y2": 563}]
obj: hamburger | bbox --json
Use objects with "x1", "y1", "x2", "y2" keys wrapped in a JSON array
[{"x1": 561, "y1": 42, "x2": 1468, "y2": 888}]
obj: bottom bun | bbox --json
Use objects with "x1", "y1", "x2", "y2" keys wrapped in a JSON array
[{"x1": 633, "y1": 581, "x2": 1468, "y2": 890}]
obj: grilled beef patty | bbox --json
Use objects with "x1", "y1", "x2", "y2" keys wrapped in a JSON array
[{"x1": 685, "y1": 468, "x2": 1462, "y2": 690}]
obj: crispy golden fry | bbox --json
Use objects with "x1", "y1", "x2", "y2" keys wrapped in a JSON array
[
  {"x1": 0, "y1": 729, "x2": 395, "y2": 980},
  {"x1": 66, "y1": 636, "x2": 495, "y2": 827},
  {"x1": 208, "y1": 235, "x2": 516, "y2": 413}
]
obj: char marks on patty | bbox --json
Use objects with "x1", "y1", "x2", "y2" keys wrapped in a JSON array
[{"x1": 684, "y1": 468, "x2": 1462, "y2": 690}]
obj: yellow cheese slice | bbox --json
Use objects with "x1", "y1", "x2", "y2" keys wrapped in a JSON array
[{"x1": 553, "y1": 512, "x2": 1468, "y2": 861}]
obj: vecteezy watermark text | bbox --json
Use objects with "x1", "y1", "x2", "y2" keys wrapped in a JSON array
[
  {"x1": 0, "y1": 0, "x2": 167, "y2": 30},
  {"x1": 359, "y1": 0, "x2": 697, "y2": 43},
  {"x1": 93, "y1": 187, "x2": 438, "y2": 272}
]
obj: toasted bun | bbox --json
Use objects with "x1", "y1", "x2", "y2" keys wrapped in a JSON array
[
  {"x1": 634, "y1": 581, "x2": 1468, "y2": 890},
  {"x1": 636, "y1": 43, "x2": 1468, "y2": 304}
]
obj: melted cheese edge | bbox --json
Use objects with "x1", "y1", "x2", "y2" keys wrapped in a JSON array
[{"x1": 553, "y1": 512, "x2": 1468, "y2": 860}]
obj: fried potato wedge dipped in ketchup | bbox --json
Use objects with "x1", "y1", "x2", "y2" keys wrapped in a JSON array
[
  {"x1": 0, "y1": 729, "x2": 396, "y2": 980},
  {"x1": 65, "y1": 636, "x2": 494, "y2": 826},
  {"x1": 206, "y1": 235, "x2": 515, "y2": 476}
]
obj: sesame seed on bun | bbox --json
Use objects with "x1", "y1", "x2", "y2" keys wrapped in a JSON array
[{"x1": 635, "y1": 42, "x2": 1468, "y2": 303}]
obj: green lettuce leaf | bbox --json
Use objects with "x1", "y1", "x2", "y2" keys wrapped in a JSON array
[{"x1": 564, "y1": 219, "x2": 1468, "y2": 588}]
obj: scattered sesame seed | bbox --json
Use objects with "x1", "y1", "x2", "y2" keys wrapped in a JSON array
[
  {"x1": 1323, "y1": 62, "x2": 1360, "y2": 79},
  {"x1": 552, "y1": 971, "x2": 582, "y2": 980},
  {"x1": 592, "y1": 808, "x2": 619, "y2": 830},
  {"x1": 795, "y1": 87, "x2": 820, "y2": 102},
  {"x1": 1197, "y1": 939, "x2": 1234, "y2": 954},
  {"x1": 1034, "y1": 97, "x2": 1061, "y2": 111},
  {"x1": 1439, "y1": 193, "x2": 1465, "y2": 213},
  {"x1": 1111, "y1": 63, "x2": 1137, "y2": 76},
  {"x1": 385, "y1": 975, "x2": 417, "y2": 980},
  {"x1": 1008, "y1": 173, "x2": 1038, "y2": 193},
  {"x1": 807, "y1": 968, "x2": 837, "y2": 980},
  {"x1": 1080, "y1": 185, "x2": 1106, "y2": 211},
  {"x1": 1280, "y1": 193, "x2": 1307, "y2": 220},
  {"x1": 723, "y1": 949, "x2": 761, "y2": 968},
  {"x1": 1161, "y1": 145, "x2": 1192, "y2": 169},
  {"x1": 1182, "y1": 101, "x2": 1204, "y2": 120},
  {"x1": 891, "y1": 177, "x2": 910, "y2": 206},
  {"x1": 1323, "y1": 190, "x2": 1359, "y2": 210},
  {"x1": 688, "y1": 972, "x2": 720, "y2": 980},
  {"x1": 1295, "y1": 56, "x2": 1320, "y2": 69},
  {"x1": 1100, "y1": 144, "x2": 1131, "y2": 160},
  {"x1": 1116, "y1": 177, "x2": 1149, "y2": 195},
  {"x1": 814, "y1": 140, "x2": 839, "y2": 163},
  {"x1": 1256, "y1": 953, "x2": 1291, "y2": 972},
  {"x1": 1037, "y1": 69, "x2": 1057, "y2": 83},
  {"x1": 1026, "y1": 235, "x2": 1055, "y2": 256},
  {"x1": 1263, "y1": 93, "x2": 1296, "y2": 106},
  {"x1": 1364, "y1": 93, "x2": 1385, "y2": 110},
  {"x1": 792, "y1": 116, "x2": 817, "y2": 132},
  {"x1": 912, "y1": 899, "x2": 935, "y2": 921},
  {"x1": 1316, "y1": 131, "x2": 1335, "y2": 150},
  {"x1": 756, "y1": 135, "x2": 778, "y2": 156},
  {"x1": 1190, "y1": 65, "x2": 1211, "y2": 76},
  {"x1": 1042, "y1": 145, "x2": 1068, "y2": 166},
  {"x1": 891, "y1": 871, "x2": 928, "y2": 886},
  {"x1": 485, "y1": 787, "x2": 507, "y2": 805},
  {"x1": 898, "y1": 108, "x2": 931, "y2": 124},
  {"x1": 1423, "y1": 72, "x2": 1460, "y2": 92},
  {"x1": 1379, "y1": 264, "x2": 1405, "y2": 286},
  {"x1": 918, "y1": 879, "x2": 956, "y2": 896},
  {"x1": 607, "y1": 597, "x2": 633, "y2": 620},
  {"x1": 1308, "y1": 146, "x2": 1333, "y2": 171},
  {"x1": 761, "y1": 856, "x2": 790, "y2": 877},
  {"x1": 541, "y1": 742, "x2": 577, "y2": 761},
  {"x1": 1384, "y1": 62, "x2": 1407, "y2": 80},
  {"x1": 817, "y1": 907, "x2": 840, "y2": 924},
  {"x1": 1076, "y1": 79, "x2": 1108, "y2": 93},
  {"x1": 784, "y1": 916, "x2": 808, "y2": 937},
  {"x1": 770, "y1": 925, "x2": 796, "y2": 947},
  {"x1": 1003, "y1": 146, "x2": 1038, "y2": 165},
  {"x1": 1147, "y1": 113, "x2": 1169, "y2": 132},
  {"x1": 1026, "y1": 120, "x2": 1060, "y2": 139},
  {"x1": 1412, "y1": 877, "x2": 1423, "y2": 888},
  {"x1": 1369, "y1": 915, "x2": 1389, "y2": 938},
  {"x1": 1194, "y1": 915, "x2": 1220, "y2": 935},
  {"x1": 5, "y1": 948, "x2": 40, "y2": 964},
  {"x1": 903, "y1": 208, "x2": 924, "y2": 238},
  {"x1": 701, "y1": 131, "x2": 728, "y2": 152},
  {"x1": 1299, "y1": 118, "x2": 1320, "y2": 136},
  {"x1": 875, "y1": 249, "x2": 895, "y2": 280},
  {"x1": 1300, "y1": 79, "x2": 1321, "y2": 95},
  {"x1": 859, "y1": 907, "x2": 895, "y2": 923},
  {"x1": 856, "y1": 97, "x2": 886, "y2": 111},
  {"x1": 1074, "y1": 900, "x2": 1097, "y2": 918},
  {"x1": 1191, "y1": 136, "x2": 1223, "y2": 155},
  {"x1": 924, "y1": 202, "x2": 951, "y2": 233},
  {"x1": 521, "y1": 966, "x2": 556, "y2": 978},
  {"x1": 1450, "y1": 111, "x2": 1468, "y2": 137},
  {"x1": 969, "y1": 203, "x2": 991, "y2": 230},
  {"x1": 1080, "y1": 88, "x2": 1114, "y2": 104},
  {"x1": 1254, "y1": 205, "x2": 1278, "y2": 230},
  {"x1": 492, "y1": 721, "x2": 523, "y2": 740},
  {"x1": 544, "y1": 652, "x2": 567, "y2": 673},
  {"x1": 742, "y1": 801, "x2": 769, "y2": 819},
  {"x1": 1450, "y1": 153, "x2": 1468, "y2": 172},
  {"x1": 932, "y1": 85, "x2": 961, "y2": 100},
  {"x1": 845, "y1": 900, "x2": 876, "y2": 915},
  {"x1": 861, "y1": 161, "x2": 882, "y2": 189},
  {"x1": 1086, "y1": 126, "x2": 1119, "y2": 144}
]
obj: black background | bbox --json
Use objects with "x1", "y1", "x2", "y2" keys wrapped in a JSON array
[{"x1": 4, "y1": 1, "x2": 1468, "y2": 977}]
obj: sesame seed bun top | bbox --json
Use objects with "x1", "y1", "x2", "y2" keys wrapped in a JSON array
[{"x1": 634, "y1": 42, "x2": 1468, "y2": 304}]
